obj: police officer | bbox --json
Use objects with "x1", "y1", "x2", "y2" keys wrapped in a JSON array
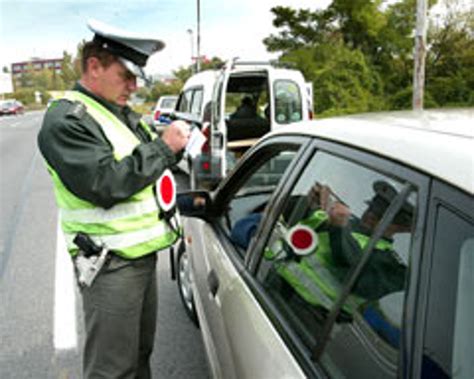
[{"x1": 38, "y1": 19, "x2": 190, "y2": 378}]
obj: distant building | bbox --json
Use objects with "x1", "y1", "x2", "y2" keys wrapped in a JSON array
[
  {"x1": 11, "y1": 57, "x2": 63, "y2": 76},
  {"x1": 11, "y1": 57, "x2": 63, "y2": 88}
]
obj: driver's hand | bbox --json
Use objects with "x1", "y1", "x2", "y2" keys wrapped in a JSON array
[
  {"x1": 308, "y1": 183, "x2": 331, "y2": 210},
  {"x1": 327, "y1": 202, "x2": 351, "y2": 227}
]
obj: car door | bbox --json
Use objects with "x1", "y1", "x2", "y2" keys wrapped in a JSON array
[
  {"x1": 210, "y1": 67, "x2": 230, "y2": 179},
  {"x1": 185, "y1": 135, "x2": 310, "y2": 378}
]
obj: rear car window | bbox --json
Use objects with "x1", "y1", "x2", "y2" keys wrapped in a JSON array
[{"x1": 274, "y1": 80, "x2": 303, "y2": 124}]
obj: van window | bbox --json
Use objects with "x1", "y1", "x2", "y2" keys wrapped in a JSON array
[
  {"x1": 190, "y1": 89, "x2": 203, "y2": 116},
  {"x1": 274, "y1": 80, "x2": 303, "y2": 124},
  {"x1": 177, "y1": 89, "x2": 193, "y2": 113},
  {"x1": 225, "y1": 74, "x2": 270, "y2": 141},
  {"x1": 257, "y1": 151, "x2": 418, "y2": 378},
  {"x1": 177, "y1": 88, "x2": 203, "y2": 116}
]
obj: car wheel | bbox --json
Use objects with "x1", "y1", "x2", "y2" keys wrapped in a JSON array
[{"x1": 177, "y1": 242, "x2": 199, "y2": 327}]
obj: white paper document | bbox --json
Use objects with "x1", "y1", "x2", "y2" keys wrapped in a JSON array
[{"x1": 185, "y1": 127, "x2": 207, "y2": 158}]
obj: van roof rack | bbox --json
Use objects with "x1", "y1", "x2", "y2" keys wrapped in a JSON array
[{"x1": 220, "y1": 57, "x2": 296, "y2": 70}]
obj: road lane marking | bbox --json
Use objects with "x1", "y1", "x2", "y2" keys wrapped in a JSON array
[{"x1": 53, "y1": 219, "x2": 78, "y2": 350}]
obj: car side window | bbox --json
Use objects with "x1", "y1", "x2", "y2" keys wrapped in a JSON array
[
  {"x1": 274, "y1": 80, "x2": 303, "y2": 124},
  {"x1": 220, "y1": 148, "x2": 299, "y2": 258},
  {"x1": 423, "y1": 204, "x2": 474, "y2": 379},
  {"x1": 256, "y1": 151, "x2": 418, "y2": 378}
]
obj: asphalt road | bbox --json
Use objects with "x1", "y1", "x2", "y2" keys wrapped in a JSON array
[{"x1": 0, "y1": 111, "x2": 210, "y2": 378}]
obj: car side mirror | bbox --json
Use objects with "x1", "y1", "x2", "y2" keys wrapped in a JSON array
[{"x1": 177, "y1": 190, "x2": 212, "y2": 218}]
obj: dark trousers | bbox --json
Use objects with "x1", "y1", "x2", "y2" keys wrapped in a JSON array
[{"x1": 80, "y1": 253, "x2": 158, "y2": 379}]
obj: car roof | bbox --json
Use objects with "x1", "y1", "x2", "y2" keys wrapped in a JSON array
[
  {"x1": 183, "y1": 64, "x2": 305, "y2": 89},
  {"x1": 183, "y1": 70, "x2": 220, "y2": 89},
  {"x1": 267, "y1": 109, "x2": 473, "y2": 194},
  {"x1": 159, "y1": 95, "x2": 178, "y2": 100}
]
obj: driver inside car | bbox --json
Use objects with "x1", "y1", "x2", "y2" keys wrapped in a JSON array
[{"x1": 231, "y1": 181, "x2": 413, "y2": 343}]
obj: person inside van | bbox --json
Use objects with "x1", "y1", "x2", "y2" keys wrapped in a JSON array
[
  {"x1": 230, "y1": 96, "x2": 258, "y2": 120},
  {"x1": 227, "y1": 96, "x2": 269, "y2": 141}
]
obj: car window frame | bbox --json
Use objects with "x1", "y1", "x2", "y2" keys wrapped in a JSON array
[
  {"x1": 241, "y1": 137, "x2": 431, "y2": 378},
  {"x1": 410, "y1": 180, "x2": 474, "y2": 379},
  {"x1": 206, "y1": 135, "x2": 312, "y2": 269},
  {"x1": 212, "y1": 135, "x2": 312, "y2": 215}
]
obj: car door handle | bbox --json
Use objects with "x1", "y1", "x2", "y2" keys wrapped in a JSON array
[{"x1": 207, "y1": 269, "x2": 220, "y2": 297}]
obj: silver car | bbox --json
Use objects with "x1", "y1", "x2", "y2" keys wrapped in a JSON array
[{"x1": 176, "y1": 109, "x2": 473, "y2": 379}]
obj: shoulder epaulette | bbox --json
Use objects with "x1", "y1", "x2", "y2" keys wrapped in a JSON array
[{"x1": 65, "y1": 101, "x2": 86, "y2": 120}]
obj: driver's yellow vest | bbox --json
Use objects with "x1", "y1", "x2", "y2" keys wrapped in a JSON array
[
  {"x1": 265, "y1": 211, "x2": 392, "y2": 313},
  {"x1": 46, "y1": 90, "x2": 179, "y2": 258}
]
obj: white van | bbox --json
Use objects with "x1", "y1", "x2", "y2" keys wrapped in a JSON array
[{"x1": 173, "y1": 58, "x2": 313, "y2": 188}]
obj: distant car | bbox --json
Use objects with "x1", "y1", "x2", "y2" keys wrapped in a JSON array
[
  {"x1": 0, "y1": 100, "x2": 24, "y2": 115},
  {"x1": 176, "y1": 109, "x2": 473, "y2": 378},
  {"x1": 153, "y1": 95, "x2": 178, "y2": 130}
]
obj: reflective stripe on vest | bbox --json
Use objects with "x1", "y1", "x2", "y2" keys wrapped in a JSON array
[
  {"x1": 273, "y1": 233, "x2": 363, "y2": 313},
  {"x1": 61, "y1": 91, "x2": 155, "y2": 160},
  {"x1": 47, "y1": 91, "x2": 178, "y2": 258}
]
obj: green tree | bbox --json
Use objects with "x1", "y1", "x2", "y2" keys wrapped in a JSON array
[
  {"x1": 149, "y1": 80, "x2": 182, "y2": 101},
  {"x1": 264, "y1": 6, "x2": 334, "y2": 52},
  {"x1": 282, "y1": 44, "x2": 385, "y2": 116},
  {"x1": 173, "y1": 66, "x2": 194, "y2": 83},
  {"x1": 31, "y1": 69, "x2": 53, "y2": 90},
  {"x1": 263, "y1": 0, "x2": 473, "y2": 115},
  {"x1": 60, "y1": 50, "x2": 81, "y2": 88},
  {"x1": 426, "y1": 1, "x2": 474, "y2": 106}
]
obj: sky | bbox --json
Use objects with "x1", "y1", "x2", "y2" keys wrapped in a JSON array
[{"x1": 0, "y1": 0, "x2": 331, "y2": 76}]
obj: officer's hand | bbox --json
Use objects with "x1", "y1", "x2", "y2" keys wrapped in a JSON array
[{"x1": 162, "y1": 120, "x2": 191, "y2": 153}]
